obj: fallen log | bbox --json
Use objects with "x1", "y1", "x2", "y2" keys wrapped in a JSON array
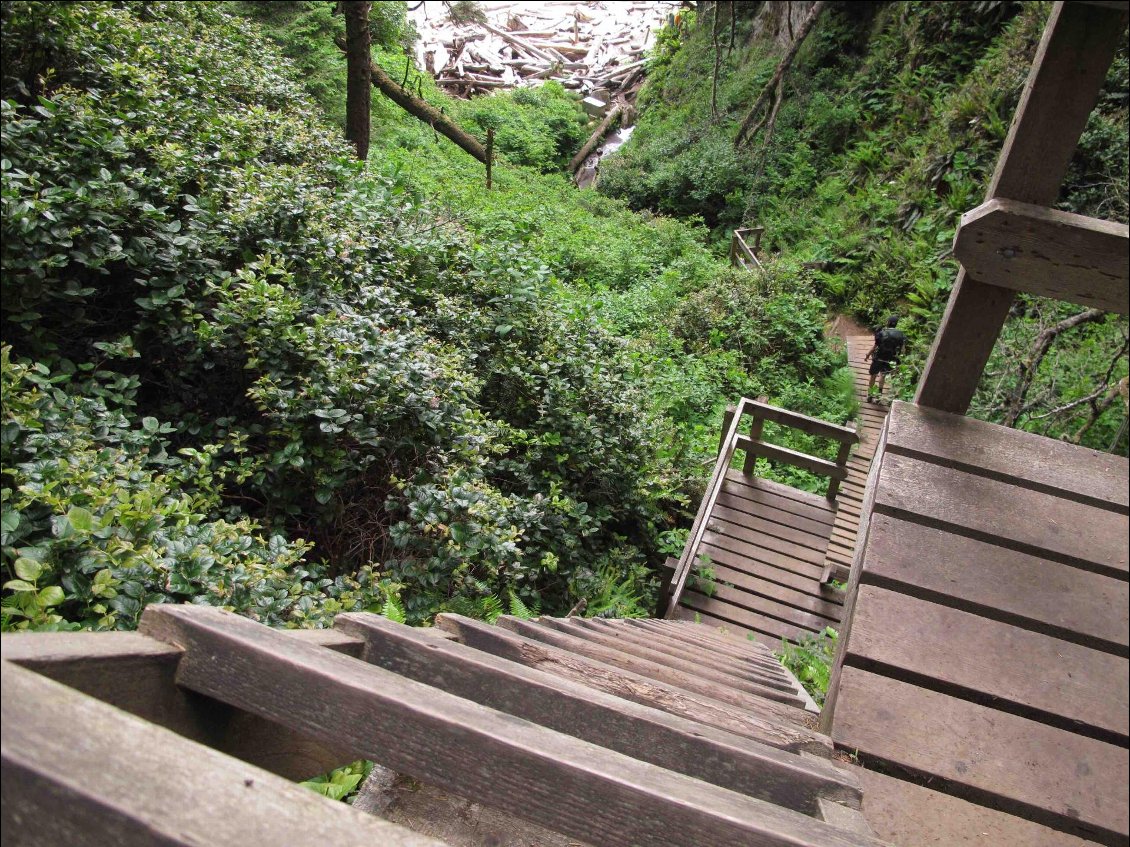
[
  {"x1": 369, "y1": 60, "x2": 487, "y2": 163},
  {"x1": 569, "y1": 104, "x2": 623, "y2": 174}
]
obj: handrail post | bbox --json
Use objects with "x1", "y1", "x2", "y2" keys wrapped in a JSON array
[
  {"x1": 743, "y1": 395, "x2": 769, "y2": 475},
  {"x1": 827, "y1": 441, "x2": 852, "y2": 500}
]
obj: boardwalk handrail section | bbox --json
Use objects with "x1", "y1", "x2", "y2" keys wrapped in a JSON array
[
  {"x1": 730, "y1": 227, "x2": 765, "y2": 270},
  {"x1": 665, "y1": 397, "x2": 857, "y2": 618}
]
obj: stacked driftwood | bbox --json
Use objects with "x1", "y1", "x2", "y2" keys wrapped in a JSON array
[{"x1": 410, "y1": 1, "x2": 679, "y2": 105}]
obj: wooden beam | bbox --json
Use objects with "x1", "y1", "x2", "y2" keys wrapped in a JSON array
[
  {"x1": 741, "y1": 399, "x2": 859, "y2": 445},
  {"x1": 0, "y1": 661, "x2": 443, "y2": 847},
  {"x1": 138, "y1": 605, "x2": 881, "y2": 847},
  {"x1": 953, "y1": 199, "x2": 1129, "y2": 313},
  {"x1": 916, "y1": 1, "x2": 1127, "y2": 413},
  {"x1": 735, "y1": 436, "x2": 848, "y2": 481},
  {"x1": 333, "y1": 613, "x2": 861, "y2": 813}
]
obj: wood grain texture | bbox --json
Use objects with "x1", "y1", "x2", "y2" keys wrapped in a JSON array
[
  {"x1": 0, "y1": 661, "x2": 444, "y2": 847},
  {"x1": 435, "y1": 614, "x2": 830, "y2": 755},
  {"x1": 140, "y1": 605, "x2": 879, "y2": 847},
  {"x1": 843, "y1": 585, "x2": 1128, "y2": 742},
  {"x1": 873, "y1": 450, "x2": 1129, "y2": 576},
  {"x1": 741, "y1": 399, "x2": 859, "y2": 444},
  {"x1": 737, "y1": 435, "x2": 847, "y2": 481},
  {"x1": 953, "y1": 199, "x2": 1128, "y2": 312},
  {"x1": 884, "y1": 401, "x2": 1129, "y2": 511},
  {"x1": 831, "y1": 667, "x2": 1129, "y2": 846},
  {"x1": 861, "y1": 512, "x2": 1129, "y2": 655},
  {"x1": 496, "y1": 615, "x2": 806, "y2": 708},
  {"x1": 335, "y1": 614, "x2": 860, "y2": 813}
]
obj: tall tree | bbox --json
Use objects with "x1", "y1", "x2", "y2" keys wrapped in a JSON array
[{"x1": 341, "y1": 1, "x2": 372, "y2": 160}]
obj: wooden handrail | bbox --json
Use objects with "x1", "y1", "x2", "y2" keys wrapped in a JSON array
[
  {"x1": 730, "y1": 227, "x2": 765, "y2": 270},
  {"x1": 666, "y1": 398, "x2": 857, "y2": 617}
]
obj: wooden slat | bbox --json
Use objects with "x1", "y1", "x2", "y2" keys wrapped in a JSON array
[
  {"x1": 695, "y1": 562, "x2": 845, "y2": 621},
  {"x1": 689, "y1": 582, "x2": 839, "y2": 632},
  {"x1": 848, "y1": 762, "x2": 1107, "y2": 847},
  {"x1": 844, "y1": 585, "x2": 1128, "y2": 743},
  {"x1": 626, "y1": 619, "x2": 783, "y2": 665},
  {"x1": 831, "y1": 667, "x2": 1129, "y2": 846},
  {"x1": 495, "y1": 616, "x2": 805, "y2": 708},
  {"x1": 535, "y1": 617, "x2": 798, "y2": 693},
  {"x1": 434, "y1": 614, "x2": 831, "y2": 754},
  {"x1": 737, "y1": 435, "x2": 847, "y2": 481},
  {"x1": 740, "y1": 399, "x2": 859, "y2": 444},
  {"x1": 699, "y1": 541, "x2": 825, "y2": 594},
  {"x1": 721, "y1": 475, "x2": 836, "y2": 526},
  {"x1": 916, "y1": 2, "x2": 1127, "y2": 413},
  {"x1": 680, "y1": 592, "x2": 821, "y2": 644},
  {"x1": 334, "y1": 614, "x2": 860, "y2": 813},
  {"x1": 673, "y1": 605, "x2": 778, "y2": 649},
  {"x1": 861, "y1": 512, "x2": 1129, "y2": 655},
  {"x1": 874, "y1": 451, "x2": 1129, "y2": 576},
  {"x1": 702, "y1": 529, "x2": 825, "y2": 572},
  {"x1": 709, "y1": 513, "x2": 828, "y2": 562},
  {"x1": 884, "y1": 401, "x2": 1129, "y2": 511},
  {"x1": 140, "y1": 605, "x2": 881, "y2": 847},
  {"x1": 953, "y1": 199, "x2": 1128, "y2": 312},
  {"x1": 0, "y1": 661, "x2": 444, "y2": 847},
  {"x1": 715, "y1": 491, "x2": 836, "y2": 538},
  {"x1": 711, "y1": 502, "x2": 832, "y2": 549}
]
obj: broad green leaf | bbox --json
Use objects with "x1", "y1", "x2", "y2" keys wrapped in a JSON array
[
  {"x1": 0, "y1": 510, "x2": 19, "y2": 534},
  {"x1": 38, "y1": 586, "x2": 66, "y2": 607},
  {"x1": 4, "y1": 579, "x2": 37, "y2": 593},
  {"x1": 67, "y1": 507, "x2": 96, "y2": 532},
  {"x1": 14, "y1": 557, "x2": 42, "y2": 582}
]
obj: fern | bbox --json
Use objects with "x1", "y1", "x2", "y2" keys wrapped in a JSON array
[
  {"x1": 379, "y1": 584, "x2": 407, "y2": 624},
  {"x1": 508, "y1": 589, "x2": 536, "y2": 620}
]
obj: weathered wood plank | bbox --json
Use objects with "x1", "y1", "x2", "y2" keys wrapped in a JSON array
[
  {"x1": 831, "y1": 667, "x2": 1129, "y2": 846},
  {"x1": 535, "y1": 616, "x2": 798, "y2": 694},
  {"x1": 335, "y1": 614, "x2": 860, "y2": 813},
  {"x1": 916, "y1": 2, "x2": 1126, "y2": 413},
  {"x1": 716, "y1": 491, "x2": 836, "y2": 539},
  {"x1": 884, "y1": 401, "x2": 1129, "y2": 512},
  {"x1": 703, "y1": 525, "x2": 827, "y2": 569},
  {"x1": 680, "y1": 592, "x2": 822, "y2": 644},
  {"x1": 710, "y1": 502, "x2": 832, "y2": 550},
  {"x1": 626, "y1": 619, "x2": 783, "y2": 665},
  {"x1": 846, "y1": 762, "x2": 1107, "y2": 847},
  {"x1": 434, "y1": 614, "x2": 831, "y2": 754},
  {"x1": 721, "y1": 475, "x2": 837, "y2": 526},
  {"x1": 844, "y1": 585, "x2": 1128, "y2": 743},
  {"x1": 691, "y1": 562, "x2": 845, "y2": 622},
  {"x1": 953, "y1": 199, "x2": 1128, "y2": 313},
  {"x1": 861, "y1": 512, "x2": 1129, "y2": 655},
  {"x1": 141, "y1": 605, "x2": 880, "y2": 847},
  {"x1": 496, "y1": 615, "x2": 805, "y2": 708},
  {"x1": 673, "y1": 605, "x2": 779, "y2": 649},
  {"x1": 700, "y1": 541, "x2": 825, "y2": 595},
  {"x1": 874, "y1": 451, "x2": 1129, "y2": 576},
  {"x1": 0, "y1": 661, "x2": 444, "y2": 847},
  {"x1": 685, "y1": 583, "x2": 838, "y2": 634}
]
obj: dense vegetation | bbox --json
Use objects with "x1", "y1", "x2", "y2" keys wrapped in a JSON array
[
  {"x1": 0, "y1": 1, "x2": 852, "y2": 632},
  {"x1": 4, "y1": 0, "x2": 1123, "y2": 639},
  {"x1": 601, "y1": 1, "x2": 1128, "y2": 451}
]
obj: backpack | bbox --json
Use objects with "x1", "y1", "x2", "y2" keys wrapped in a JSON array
[{"x1": 875, "y1": 328, "x2": 906, "y2": 362}]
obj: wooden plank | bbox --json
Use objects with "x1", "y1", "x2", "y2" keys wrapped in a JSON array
[
  {"x1": 578, "y1": 618, "x2": 787, "y2": 676},
  {"x1": 680, "y1": 592, "x2": 822, "y2": 644},
  {"x1": 737, "y1": 435, "x2": 847, "y2": 481},
  {"x1": 140, "y1": 605, "x2": 878, "y2": 847},
  {"x1": 916, "y1": 2, "x2": 1126, "y2": 413},
  {"x1": 711, "y1": 501, "x2": 833, "y2": 549},
  {"x1": 626, "y1": 619, "x2": 783, "y2": 665},
  {"x1": 689, "y1": 582, "x2": 839, "y2": 633},
  {"x1": 715, "y1": 491, "x2": 836, "y2": 538},
  {"x1": 721, "y1": 476, "x2": 836, "y2": 526},
  {"x1": 830, "y1": 667, "x2": 1129, "y2": 846},
  {"x1": 847, "y1": 762, "x2": 1107, "y2": 847},
  {"x1": 0, "y1": 661, "x2": 444, "y2": 847},
  {"x1": 434, "y1": 615, "x2": 831, "y2": 754},
  {"x1": 704, "y1": 525, "x2": 826, "y2": 569},
  {"x1": 700, "y1": 542, "x2": 825, "y2": 594},
  {"x1": 0, "y1": 630, "x2": 359, "y2": 780},
  {"x1": 695, "y1": 562, "x2": 845, "y2": 622},
  {"x1": 844, "y1": 585, "x2": 1128, "y2": 743},
  {"x1": 741, "y1": 399, "x2": 859, "y2": 444},
  {"x1": 861, "y1": 512, "x2": 1129, "y2": 655},
  {"x1": 874, "y1": 451, "x2": 1129, "y2": 576},
  {"x1": 953, "y1": 199, "x2": 1128, "y2": 312},
  {"x1": 334, "y1": 614, "x2": 861, "y2": 813},
  {"x1": 884, "y1": 401, "x2": 1129, "y2": 512},
  {"x1": 496, "y1": 616, "x2": 805, "y2": 708},
  {"x1": 537, "y1": 617, "x2": 798, "y2": 694},
  {"x1": 674, "y1": 605, "x2": 779, "y2": 650}
]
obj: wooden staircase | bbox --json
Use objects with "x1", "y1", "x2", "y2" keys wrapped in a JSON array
[{"x1": 1, "y1": 607, "x2": 884, "y2": 846}]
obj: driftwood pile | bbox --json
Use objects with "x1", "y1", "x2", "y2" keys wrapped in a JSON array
[{"x1": 409, "y1": 1, "x2": 680, "y2": 105}]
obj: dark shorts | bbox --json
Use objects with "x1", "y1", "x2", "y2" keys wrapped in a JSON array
[{"x1": 869, "y1": 358, "x2": 894, "y2": 375}]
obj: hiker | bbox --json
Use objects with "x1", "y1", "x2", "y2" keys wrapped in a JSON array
[{"x1": 864, "y1": 315, "x2": 906, "y2": 403}]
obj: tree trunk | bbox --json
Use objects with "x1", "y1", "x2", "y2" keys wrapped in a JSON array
[
  {"x1": 342, "y1": 2, "x2": 372, "y2": 161},
  {"x1": 734, "y1": 1, "x2": 824, "y2": 148},
  {"x1": 368, "y1": 60, "x2": 488, "y2": 163},
  {"x1": 569, "y1": 105, "x2": 623, "y2": 174}
]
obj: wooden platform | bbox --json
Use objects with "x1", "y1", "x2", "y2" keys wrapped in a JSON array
[{"x1": 825, "y1": 401, "x2": 1129, "y2": 847}]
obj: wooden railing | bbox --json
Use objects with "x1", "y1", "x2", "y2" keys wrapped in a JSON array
[
  {"x1": 730, "y1": 226, "x2": 765, "y2": 270},
  {"x1": 915, "y1": 2, "x2": 1128, "y2": 414},
  {"x1": 664, "y1": 397, "x2": 857, "y2": 618}
]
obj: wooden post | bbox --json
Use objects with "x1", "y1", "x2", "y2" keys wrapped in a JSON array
[
  {"x1": 719, "y1": 404, "x2": 737, "y2": 454},
  {"x1": 915, "y1": 2, "x2": 1125, "y2": 413},
  {"x1": 743, "y1": 395, "x2": 768, "y2": 475},
  {"x1": 827, "y1": 441, "x2": 852, "y2": 500},
  {"x1": 486, "y1": 128, "x2": 494, "y2": 190}
]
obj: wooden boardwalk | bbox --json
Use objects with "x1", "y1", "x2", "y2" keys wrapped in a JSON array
[
  {"x1": 825, "y1": 401, "x2": 1129, "y2": 846},
  {"x1": 670, "y1": 334, "x2": 888, "y2": 646}
]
